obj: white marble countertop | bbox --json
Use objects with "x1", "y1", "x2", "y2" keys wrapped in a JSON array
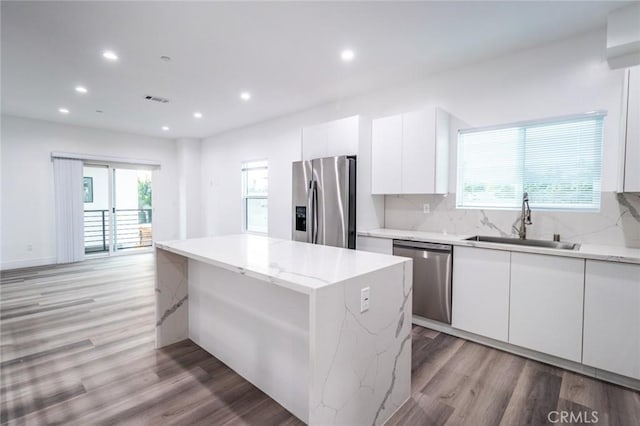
[
  {"x1": 156, "y1": 234, "x2": 410, "y2": 295},
  {"x1": 359, "y1": 228, "x2": 640, "y2": 264}
]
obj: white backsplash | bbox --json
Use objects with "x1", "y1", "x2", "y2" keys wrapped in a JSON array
[{"x1": 384, "y1": 192, "x2": 640, "y2": 248}]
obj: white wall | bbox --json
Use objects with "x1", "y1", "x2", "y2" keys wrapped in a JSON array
[
  {"x1": 202, "y1": 30, "x2": 630, "y2": 242},
  {"x1": 177, "y1": 138, "x2": 202, "y2": 239},
  {"x1": 1, "y1": 116, "x2": 180, "y2": 268},
  {"x1": 202, "y1": 122, "x2": 302, "y2": 239}
]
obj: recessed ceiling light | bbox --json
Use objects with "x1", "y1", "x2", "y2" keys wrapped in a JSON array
[
  {"x1": 240, "y1": 92, "x2": 251, "y2": 101},
  {"x1": 58, "y1": 108, "x2": 69, "y2": 114},
  {"x1": 96, "y1": 110, "x2": 103, "y2": 113},
  {"x1": 161, "y1": 126, "x2": 170, "y2": 131},
  {"x1": 102, "y1": 50, "x2": 119, "y2": 61},
  {"x1": 341, "y1": 49, "x2": 355, "y2": 62},
  {"x1": 75, "y1": 86, "x2": 88, "y2": 94},
  {"x1": 193, "y1": 112, "x2": 203, "y2": 119}
]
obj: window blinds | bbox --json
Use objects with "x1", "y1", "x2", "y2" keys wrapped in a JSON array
[
  {"x1": 457, "y1": 113, "x2": 604, "y2": 211},
  {"x1": 53, "y1": 158, "x2": 86, "y2": 263}
]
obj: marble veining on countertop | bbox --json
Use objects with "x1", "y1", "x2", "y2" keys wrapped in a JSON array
[
  {"x1": 359, "y1": 228, "x2": 640, "y2": 264},
  {"x1": 156, "y1": 234, "x2": 410, "y2": 294}
]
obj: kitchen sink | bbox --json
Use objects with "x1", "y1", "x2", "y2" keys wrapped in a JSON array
[{"x1": 465, "y1": 235, "x2": 580, "y2": 250}]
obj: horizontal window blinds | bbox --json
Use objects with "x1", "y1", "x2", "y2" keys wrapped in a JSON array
[{"x1": 457, "y1": 113, "x2": 604, "y2": 211}]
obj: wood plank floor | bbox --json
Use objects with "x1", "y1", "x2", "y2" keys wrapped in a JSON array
[{"x1": 1, "y1": 254, "x2": 639, "y2": 425}]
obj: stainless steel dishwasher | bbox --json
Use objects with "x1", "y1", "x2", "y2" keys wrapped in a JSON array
[{"x1": 393, "y1": 240, "x2": 452, "y2": 324}]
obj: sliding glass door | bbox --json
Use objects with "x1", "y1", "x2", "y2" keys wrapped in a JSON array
[
  {"x1": 113, "y1": 168, "x2": 153, "y2": 252},
  {"x1": 83, "y1": 165, "x2": 153, "y2": 255}
]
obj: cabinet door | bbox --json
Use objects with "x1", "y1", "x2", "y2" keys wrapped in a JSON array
[
  {"x1": 402, "y1": 109, "x2": 434, "y2": 194},
  {"x1": 452, "y1": 247, "x2": 510, "y2": 342},
  {"x1": 356, "y1": 236, "x2": 393, "y2": 255},
  {"x1": 371, "y1": 114, "x2": 402, "y2": 194},
  {"x1": 302, "y1": 122, "x2": 328, "y2": 161},
  {"x1": 434, "y1": 108, "x2": 450, "y2": 194},
  {"x1": 327, "y1": 115, "x2": 359, "y2": 157},
  {"x1": 509, "y1": 253, "x2": 584, "y2": 362},
  {"x1": 622, "y1": 66, "x2": 640, "y2": 192},
  {"x1": 583, "y1": 260, "x2": 640, "y2": 379}
]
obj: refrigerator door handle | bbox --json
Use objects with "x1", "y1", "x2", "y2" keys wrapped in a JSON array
[
  {"x1": 307, "y1": 180, "x2": 313, "y2": 243},
  {"x1": 312, "y1": 182, "x2": 319, "y2": 244}
]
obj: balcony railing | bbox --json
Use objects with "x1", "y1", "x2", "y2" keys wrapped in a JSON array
[{"x1": 84, "y1": 209, "x2": 152, "y2": 254}]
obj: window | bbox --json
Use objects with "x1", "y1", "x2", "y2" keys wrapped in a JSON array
[
  {"x1": 457, "y1": 113, "x2": 605, "y2": 211},
  {"x1": 242, "y1": 160, "x2": 268, "y2": 233}
]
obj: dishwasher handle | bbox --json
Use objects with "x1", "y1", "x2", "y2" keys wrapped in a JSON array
[{"x1": 393, "y1": 240, "x2": 452, "y2": 252}]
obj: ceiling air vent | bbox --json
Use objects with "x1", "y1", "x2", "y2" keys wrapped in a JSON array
[{"x1": 144, "y1": 95, "x2": 170, "y2": 104}]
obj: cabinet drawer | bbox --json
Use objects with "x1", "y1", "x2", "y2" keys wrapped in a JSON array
[{"x1": 356, "y1": 236, "x2": 393, "y2": 255}]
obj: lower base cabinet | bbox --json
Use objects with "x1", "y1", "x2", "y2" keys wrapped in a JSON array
[
  {"x1": 452, "y1": 247, "x2": 510, "y2": 342},
  {"x1": 509, "y1": 252, "x2": 584, "y2": 362},
  {"x1": 450, "y1": 245, "x2": 638, "y2": 383},
  {"x1": 583, "y1": 260, "x2": 640, "y2": 379}
]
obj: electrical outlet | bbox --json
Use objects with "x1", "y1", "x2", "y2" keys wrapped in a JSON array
[
  {"x1": 423, "y1": 203, "x2": 430, "y2": 214},
  {"x1": 360, "y1": 287, "x2": 370, "y2": 313},
  {"x1": 27, "y1": 244, "x2": 33, "y2": 252}
]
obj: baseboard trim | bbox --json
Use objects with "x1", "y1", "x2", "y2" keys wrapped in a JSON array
[
  {"x1": 0, "y1": 257, "x2": 57, "y2": 271},
  {"x1": 412, "y1": 315, "x2": 640, "y2": 391}
]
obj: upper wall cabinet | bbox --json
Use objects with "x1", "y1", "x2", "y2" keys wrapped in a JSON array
[
  {"x1": 371, "y1": 114, "x2": 403, "y2": 194},
  {"x1": 618, "y1": 66, "x2": 640, "y2": 192},
  {"x1": 301, "y1": 115, "x2": 359, "y2": 160},
  {"x1": 371, "y1": 107, "x2": 450, "y2": 195}
]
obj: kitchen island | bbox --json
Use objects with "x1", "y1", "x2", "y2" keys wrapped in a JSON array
[{"x1": 154, "y1": 234, "x2": 412, "y2": 425}]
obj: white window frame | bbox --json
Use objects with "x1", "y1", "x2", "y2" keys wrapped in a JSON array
[
  {"x1": 241, "y1": 159, "x2": 268, "y2": 234},
  {"x1": 456, "y1": 111, "x2": 605, "y2": 212}
]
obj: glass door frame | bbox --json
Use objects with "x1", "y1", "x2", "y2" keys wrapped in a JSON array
[{"x1": 108, "y1": 165, "x2": 115, "y2": 255}]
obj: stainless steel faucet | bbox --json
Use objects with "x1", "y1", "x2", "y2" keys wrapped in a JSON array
[{"x1": 514, "y1": 192, "x2": 532, "y2": 239}]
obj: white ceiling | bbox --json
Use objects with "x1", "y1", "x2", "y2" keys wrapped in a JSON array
[{"x1": 1, "y1": 1, "x2": 632, "y2": 139}]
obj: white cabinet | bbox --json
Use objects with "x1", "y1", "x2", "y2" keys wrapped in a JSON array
[
  {"x1": 583, "y1": 260, "x2": 640, "y2": 379},
  {"x1": 618, "y1": 66, "x2": 640, "y2": 192},
  {"x1": 356, "y1": 236, "x2": 393, "y2": 255},
  {"x1": 371, "y1": 115, "x2": 403, "y2": 194},
  {"x1": 509, "y1": 253, "x2": 584, "y2": 362},
  {"x1": 402, "y1": 110, "x2": 433, "y2": 194},
  {"x1": 301, "y1": 122, "x2": 328, "y2": 160},
  {"x1": 302, "y1": 115, "x2": 359, "y2": 161},
  {"x1": 452, "y1": 247, "x2": 510, "y2": 342},
  {"x1": 327, "y1": 115, "x2": 359, "y2": 158},
  {"x1": 371, "y1": 107, "x2": 449, "y2": 195}
]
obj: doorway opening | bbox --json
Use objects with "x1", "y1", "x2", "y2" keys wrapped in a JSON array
[{"x1": 83, "y1": 165, "x2": 153, "y2": 255}]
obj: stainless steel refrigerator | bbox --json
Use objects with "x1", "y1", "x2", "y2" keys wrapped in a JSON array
[{"x1": 292, "y1": 155, "x2": 356, "y2": 249}]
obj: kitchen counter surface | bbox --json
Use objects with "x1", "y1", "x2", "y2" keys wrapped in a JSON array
[
  {"x1": 156, "y1": 234, "x2": 408, "y2": 294},
  {"x1": 358, "y1": 228, "x2": 640, "y2": 264}
]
